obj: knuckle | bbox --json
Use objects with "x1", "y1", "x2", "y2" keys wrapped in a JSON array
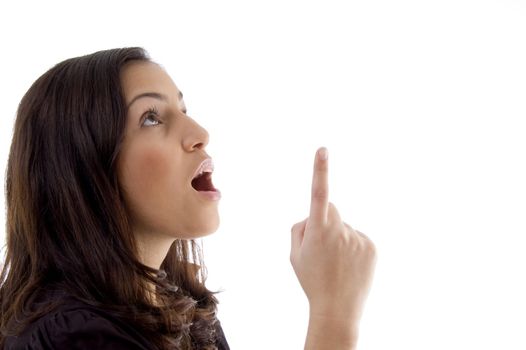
[
  {"x1": 356, "y1": 231, "x2": 376, "y2": 254},
  {"x1": 291, "y1": 222, "x2": 300, "y2": 233},
  {"x1": 338, "y1": 227, "x2": 351, "y2": 245},
  {"x1": 329, "y1": 202, "x2": 341, "y2": 216},
  {"x1": 341, "y1": 225, "x2": 376, "y2": 255},
  {"x1": 318, "y1": 161, "x2": 328, "y2": 171},
  {"x1": 367, "y1": 239, "x2": 377, "y2": 255},
  {"x1": 349, "y1": 235, "x2": 361, "y2": 253},
  {"x1": 349, "y1": 229, "x2": 363, "y2": 248},
  {"x1": 356, "y1": 229, "x2": 368, "y2": 240},
  {"x1": 344, "y1": 223, "x2": 358, "y2": 239},
  {"x1": 326, "y1": 203, "x2": 335, "y2": 219},
  {"x1": 291, "y1": 219, "x2": 307, "y2": 233},
  {"x1": 327, "y1": 217, "x2": 343, "y2": 232},
  {"x1": 312, "y1": 187, "x2": 328, "y2": 200}
]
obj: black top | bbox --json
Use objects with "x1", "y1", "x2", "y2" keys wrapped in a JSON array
[{"x1": 3, "y1": 289, "x2": 230, "y2": 350}]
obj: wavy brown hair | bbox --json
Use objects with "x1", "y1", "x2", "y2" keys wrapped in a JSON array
[{"x1": 0, "y1": 47, "x2": 221, "y2": 349}]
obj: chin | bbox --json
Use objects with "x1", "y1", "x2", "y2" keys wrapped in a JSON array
[
  {"x1": 199, "y1": 219, "x2": 221, "y2": 238},
  {"x1": 180, "y1": 215, "x2": 220, "y2": 239}
]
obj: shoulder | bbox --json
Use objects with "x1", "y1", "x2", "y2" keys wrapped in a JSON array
[{"x1": 4, "y1": 299, "x2": 154, "y2": 350}]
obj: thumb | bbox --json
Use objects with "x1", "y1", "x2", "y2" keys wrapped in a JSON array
[{"x1": 290, "y1": 218, "x2": 308, "y2": 258}]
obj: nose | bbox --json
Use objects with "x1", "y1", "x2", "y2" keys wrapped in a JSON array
[{"x1": 184, "y1": 117, "x2": 210, "y2": 151}]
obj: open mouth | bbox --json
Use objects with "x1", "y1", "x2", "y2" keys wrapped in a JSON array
[{"x1": 191, "y1": 172, "x2": 217, "y2": 192}]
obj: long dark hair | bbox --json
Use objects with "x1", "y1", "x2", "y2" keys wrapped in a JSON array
[{"x1": 0, "y1": 47, "x2": 221, "y2": 349}]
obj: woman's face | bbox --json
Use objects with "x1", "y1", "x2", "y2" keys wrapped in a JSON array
[{"x1": 117, "y1": 61, "x2": 220, "y2": 242}]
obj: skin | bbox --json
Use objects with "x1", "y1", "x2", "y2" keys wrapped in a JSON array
[
  {"x1": 117, "y1": 61, "x2": 377, "y2": 346},
  {"x1": 117, "y1": 61, "x2": 220, "y2": 272},
  {"x1": 291, "y1": 148, "x2": 377, "y2": 349}
]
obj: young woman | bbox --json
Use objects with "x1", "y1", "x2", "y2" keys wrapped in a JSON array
[{"x1": 0, "y1": 47, "x2": 376, "y2": 349}]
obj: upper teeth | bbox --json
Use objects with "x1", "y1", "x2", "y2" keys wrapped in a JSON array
[{"x1": 196, "y1": 159, "x2": 214, "y2": 178}]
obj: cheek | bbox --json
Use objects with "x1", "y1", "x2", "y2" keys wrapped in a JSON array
[
  {"x1": 120, "y1": 144, "x2": 175, "y2": 209},
  {"x1": 130, "y1": 148, "x2": 169, "y2": 186}
]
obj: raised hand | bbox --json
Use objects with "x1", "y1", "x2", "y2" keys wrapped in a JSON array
[{"x1": 290, "y1": 147, "x2": 377, "y2": 324}]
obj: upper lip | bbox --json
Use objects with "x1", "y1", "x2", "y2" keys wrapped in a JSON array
[{"x1": 191, "y1": 158, "x2": 214, "y2": 181}]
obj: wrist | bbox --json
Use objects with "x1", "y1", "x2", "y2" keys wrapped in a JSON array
[
  {"x1": 309, "y1": 302, "x2": 362, "y2": 324},
  {"x1": 306, "y1": 311, "x2": 359, "y2": 350}
]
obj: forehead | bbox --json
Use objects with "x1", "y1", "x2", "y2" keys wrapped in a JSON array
[{"x1": 120, "y1": 61, "x2": 181, "y2": 102}]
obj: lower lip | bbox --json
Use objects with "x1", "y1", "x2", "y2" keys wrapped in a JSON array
[{"x1": 195, "y1": 189, "x2": 222, "y2": 201}]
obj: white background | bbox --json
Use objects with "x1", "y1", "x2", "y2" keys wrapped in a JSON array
[{"x1": 1, "y1": 1, "x2": 525, "y2": 349}]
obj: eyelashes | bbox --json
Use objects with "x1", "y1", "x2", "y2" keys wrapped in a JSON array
[
  {"x1": 140, "y1": 105, "x2": 189, "y2": 127},
  {"x1": 141, "y1": 105, "x2": 161, "y2": 127}
]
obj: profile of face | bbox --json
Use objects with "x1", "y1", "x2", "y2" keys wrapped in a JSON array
[{"x1": 117, "y1": 61, "x2": 220, "y2": 244}]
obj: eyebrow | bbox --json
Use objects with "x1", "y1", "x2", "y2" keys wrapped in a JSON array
[{"x1": 126, "y1": 90, "x2": 183, "y2": 110}]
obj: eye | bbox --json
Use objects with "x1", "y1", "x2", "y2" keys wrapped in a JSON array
[{"x1": 141, "y1": 106, "x2": 161, "y2": 127}]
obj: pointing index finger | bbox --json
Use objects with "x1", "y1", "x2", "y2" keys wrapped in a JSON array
[{"x1": 309, "y1": 147, "x2": 329, "y2": 225}]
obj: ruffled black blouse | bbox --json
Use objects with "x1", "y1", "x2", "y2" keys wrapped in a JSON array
[{"x1": 3, "y1": 289, "x2": 230, "y2": 350}]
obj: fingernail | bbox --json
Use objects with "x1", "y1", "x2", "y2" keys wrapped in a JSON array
[{"x1": 319, "y1": 148, "x2": 328, "y2": 160}]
